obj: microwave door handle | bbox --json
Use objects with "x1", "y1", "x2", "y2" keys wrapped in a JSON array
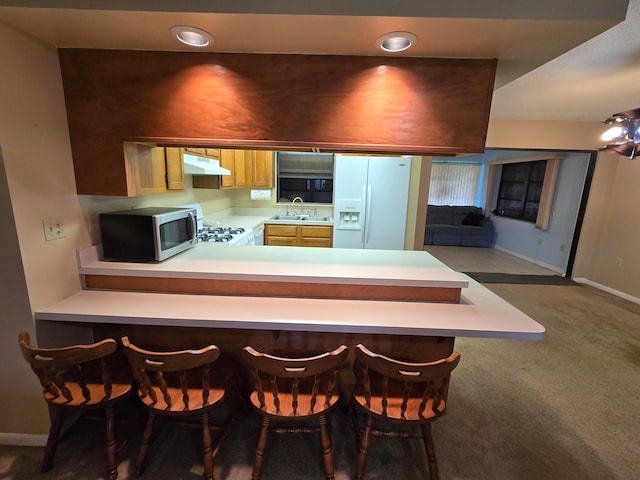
[{"x1": 189, "y1": 212, "x2": 197, "y2": 243}]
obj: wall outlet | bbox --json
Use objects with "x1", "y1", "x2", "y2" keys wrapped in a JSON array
[
  {"x1": 616, "y1": 257, "x2": 623, "y2": 268},
  {"x1": 43, "y1": 218, "x2": 65, "y2": 241},
  {"x1": 87, "y1": 213, "x2": 100, "y2": 233},
  {"x1": 560, "y1": 244, "x2": 566, "y2": 252},
  {"x1": 537, "y1": 238, "x2": 542, "y2": 246}
]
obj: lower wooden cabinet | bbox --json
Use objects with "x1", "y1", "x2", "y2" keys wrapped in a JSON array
[{"x1": 265, "y1": 224, "x2": 333, "y2": 247}]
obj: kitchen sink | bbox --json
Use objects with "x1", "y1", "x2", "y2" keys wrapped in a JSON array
[{"x1": 270, "y1": 215, "x2": 330, "y2": 222}]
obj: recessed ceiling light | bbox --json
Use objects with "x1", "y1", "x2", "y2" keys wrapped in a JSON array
[
  {"x1": 375, "y1": 31, "x2": 418, "y2": 53},
  {"x1": 170, "y1": 25, "x2": 214, "y2": 47}
]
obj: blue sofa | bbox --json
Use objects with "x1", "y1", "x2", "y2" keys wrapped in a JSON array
[{"x1": 424, "y1": 205, "x2": 495, "y2": 247}]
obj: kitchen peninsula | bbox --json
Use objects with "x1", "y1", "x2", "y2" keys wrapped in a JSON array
[{"x1": 35, "y1": 245, "x2": 544, "y2": 366}]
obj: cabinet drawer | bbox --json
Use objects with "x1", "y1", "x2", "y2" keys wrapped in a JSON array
[
  {"x1": 266, "y1": 236, "x2": 298, "y2": 246},
  {"x1": 300, "y1": 237, "x2": 332, "y2": 248},
  {"x1": 300, "y1": 226, "x2": 332, "y2": 238},
  {"x1": 265, "y1": 224, "x2": 298, "y2": 237}
]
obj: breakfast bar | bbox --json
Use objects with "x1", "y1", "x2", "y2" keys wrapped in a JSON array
[{"x1": 35, "y1": 245, "x2": 544, "y2": 359}]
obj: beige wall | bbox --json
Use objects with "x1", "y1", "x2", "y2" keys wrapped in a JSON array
[
  {"x1": 488, "y1": 119, "x2": 640, "y2": 300},
  {"x1": 0, "y1": 22, "x2": 80, "y2": 436}
]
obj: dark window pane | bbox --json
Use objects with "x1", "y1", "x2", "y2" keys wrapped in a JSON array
[{"x1": 494, "y1": 160, "x2": 546, "y2": 223}]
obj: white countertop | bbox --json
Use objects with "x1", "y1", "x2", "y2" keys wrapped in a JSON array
[
  {"x1": 35, "y1": 275, "x2": 544, "y2": 340},
  {"x1": 78, "y1": 244, "x2": 469, "y2": 288},
  {"x1": 202, "y1": 207, "x2": 334, "y2": 230}
]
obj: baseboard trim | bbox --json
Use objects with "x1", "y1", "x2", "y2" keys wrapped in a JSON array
[
  {"x1": 573, "y1": 278, "x2": 640, "y2": 305},
  {"x1": 493, "y1": 246, "x2": 564, "y2": 275},
  {"x1": 0, "y1": 432, "x2": 47, "y2": 446}
]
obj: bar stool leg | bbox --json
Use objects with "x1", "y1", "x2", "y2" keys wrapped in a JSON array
[
  {"x1": 319, "y1": 413, "x2": 335, "y2": 480},
  {"x1": 251, "y1": 416, "x2": 270, "y2": 480},
  {"x1": 134, "y1": 412, "x2": 156, "y2": 477},
  {"x1": 202, "y1": 411, "x2": 214, "y2": 480},
  {"x1": 355, "y1": 414, "x2": 373, "y2": 480},
  {"x1": 421, "y1": 423, "x2": 440, "y2": 480},
  {"x1": 105, "y1": 404, "x2": 118, "y2": 480},
  {"x1": 41, "y1": 406, "x2": 64, "y2": 473}
]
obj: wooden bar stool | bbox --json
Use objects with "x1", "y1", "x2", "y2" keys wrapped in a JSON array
[
  {"x1": 240, "y1": 345, "x2": 349, "y2": 480},
  {"x1": 18, "y1": 331, "x2": 132, "y2": 480},
  {"x1": 121, "y1": 336, "x2": 239, "y2": 480},
  {"x1": 351, "y1": 344, "x2": 461, "y2": 480}
]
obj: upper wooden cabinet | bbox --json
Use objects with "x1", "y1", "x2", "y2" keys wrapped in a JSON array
[
  {"x1": 248, "y1": 151, "x2": 274, "y2": 188},
  {"x1": 184, "y1": 147, "x2": 221, "y2": 160},
  {"x1": 123, "y1": 143, "x2": 184, "y2": 196},
  {"x1": 219, "y1": 149, "x2": 248, "y2": 188},
  {"x1": 192, "y1": 149, "x2": 273, "y2": 190}
]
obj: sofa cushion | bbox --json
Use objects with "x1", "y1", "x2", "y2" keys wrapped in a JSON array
[
  {"x1": 452, "y1": 206, "x2": 482, "y2": 225},
  {"x1": 426, "y1": 205, "x2": 454, "y2": 225},
  {"x1": 461, "y1": 212, "x2": 485, "y2": 226},
  {"x1": 461, "y1": 223, "x2": 494, "y2": 235}
]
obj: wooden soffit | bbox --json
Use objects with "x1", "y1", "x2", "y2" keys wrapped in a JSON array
[{"x1": 58, "y1": 49, "x2": 496, "y2": 194}]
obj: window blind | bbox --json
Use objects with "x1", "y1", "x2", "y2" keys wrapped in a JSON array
[{"x1": 428, "y1": 163, "x2": 481, "y2": 206}]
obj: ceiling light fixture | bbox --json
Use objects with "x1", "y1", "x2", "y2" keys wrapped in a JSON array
[
  {"x1": 375, "y1": 31, "x2": 418, "y2": 53},
  {"x1": 170, "y1": 25, "x2": 213, "y2": 47},
  {"x1": 600, "y1": 107, "x2": 640, "y2": 159}
]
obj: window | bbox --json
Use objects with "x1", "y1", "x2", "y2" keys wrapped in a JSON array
[
  {"x1": 276, "y1": 152, "x2": 334, "y2": 204},
  {"x1": 494, "y1": 160, "x2": 547, "y2": 222},
  {"x1": 428, "y1": 162, "x2": 481, "y2": 205}
]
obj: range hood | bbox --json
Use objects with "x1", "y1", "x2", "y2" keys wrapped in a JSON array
[{"x1": 183, "y1": 153, "x2": 231, "y2": 175}]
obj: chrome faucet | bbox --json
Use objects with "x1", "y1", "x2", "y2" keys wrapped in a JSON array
[{"x1": 292, "y1": 196, "x2": 304, "y2": 215}]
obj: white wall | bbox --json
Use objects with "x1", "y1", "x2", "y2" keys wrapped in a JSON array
[
  {"x1": 485, "y1": 150, "x2": 590, "y2": 273},
  {"x1": 488, "y1": 119, "x2": 640, "y2": 299}
]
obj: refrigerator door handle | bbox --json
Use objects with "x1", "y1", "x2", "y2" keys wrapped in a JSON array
[
  {"x1": 364, "y1": 184, "x2": 372, "y2": 244},
  {"x1": 360, "y1": 185, "x2": 367, "y2": 245}
]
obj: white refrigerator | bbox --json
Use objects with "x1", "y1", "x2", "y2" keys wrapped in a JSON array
[{"x1": 332, "y1": 154, "x2": 411, "y2": 249}]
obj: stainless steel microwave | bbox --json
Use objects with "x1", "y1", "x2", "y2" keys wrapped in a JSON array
[{"x1": 100, "y1": 207, "x2": 197, "y2": 262}]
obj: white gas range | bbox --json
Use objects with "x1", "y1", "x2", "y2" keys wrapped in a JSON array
[
  {"x1": 180, "y1": 203, "x2": 255, "y2": 246},
  {"x1": 197, "y1": 226, "x2": 255, "y2": 245}
]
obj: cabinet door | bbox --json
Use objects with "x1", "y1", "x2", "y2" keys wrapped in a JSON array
[
  {"x1": 165, "y1": 147, "x2": 185, "y2": 191},
  {"x1": 184, "y1": 147, "x2": 221, "y2": 160},
  {"x1": 219, "y1": 149, "x2": 236, "y2": 188},
  {"x1": 249, "y1": 150, "x2": 274, "y2": 188},
  {"x1": 124, "y1": 142, "x2": 184, "y2": 196},
  {"x1": 218, "y1": 149, "x2": 248, "y2": 188},
  {"x1": 205, "y1": 148, "x2": 221, "y2": 159},
  {"x1": 184, "y1": 147, "x2": 207, "y2": 157},
  {"x1": 233, "y1": 150, "x2": 248, "y2": 187}
]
